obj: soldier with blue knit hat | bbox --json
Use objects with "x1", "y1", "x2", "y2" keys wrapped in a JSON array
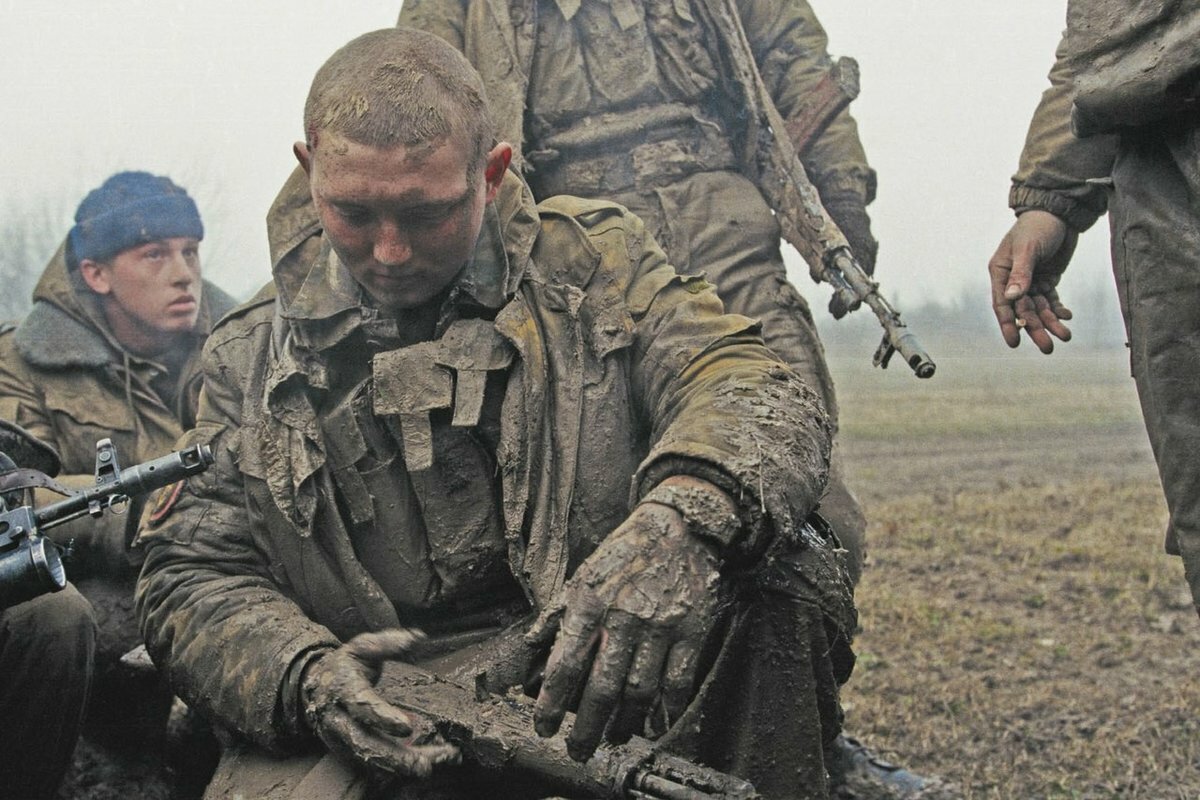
[{"x1": 0, "y1": 169, "x2": 236, "y2": 793}]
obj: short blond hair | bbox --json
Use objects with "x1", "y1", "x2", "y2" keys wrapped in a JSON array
[{"x1": 304, "y1": 27, "x2": 495, "y2": 175}]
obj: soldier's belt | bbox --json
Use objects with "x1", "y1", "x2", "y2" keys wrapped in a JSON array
[{"x1": 528, "y1": 106, "x2": 737, "y2": 196}]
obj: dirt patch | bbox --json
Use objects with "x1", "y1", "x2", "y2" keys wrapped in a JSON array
[{"x1": 830, "y1": 352, "x2": 1200, "y2": 799}]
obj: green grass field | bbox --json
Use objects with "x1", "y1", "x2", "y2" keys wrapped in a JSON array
[{"x1": 828, "y1": 351, "x2": 1200, "y2": 799}]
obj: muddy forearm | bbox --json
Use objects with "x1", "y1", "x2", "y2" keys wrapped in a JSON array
[
  {"x1": 626, "y1": 228, "x2": 832, "y2": 551},
  {"x1": 138, "y1": 535, "x2": 340, "y2": 749},
  {"x1": 136, "y1": 349, "x2": 341, "y2": 749},
  {"x1": 135, "y1": 439, "x2": 340, "y2": 751}
]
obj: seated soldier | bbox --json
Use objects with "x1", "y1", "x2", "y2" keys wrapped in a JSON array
[
  {"x1": 0, "y1": 419, "x2": 95, "y2": 800},
  {"x1": 0, "y1": 172, "x2": 235, "y2": 761},
  {"x1": 135, "y1": 28, "x2": 856, "y2": 800}
]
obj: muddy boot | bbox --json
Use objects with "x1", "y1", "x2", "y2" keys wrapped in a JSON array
[{"x1": 827, "y1": 734, "x2": 952, "y2": 799}]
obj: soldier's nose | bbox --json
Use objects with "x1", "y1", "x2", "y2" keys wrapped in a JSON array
[{"x1": 374, "y1": 225, "x2": 412, "y2": 266}]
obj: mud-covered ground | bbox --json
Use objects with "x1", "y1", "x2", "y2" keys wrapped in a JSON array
[{"x1": 829, "y1": 349, "x2": 1200, "y2": 799}]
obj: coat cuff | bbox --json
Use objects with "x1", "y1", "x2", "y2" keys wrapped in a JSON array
[
  {"x1": 640, "y1": 479, "x2": 742, "y2": 551},
  {"x1": 634, "y1": 456, "x2": 774, "y2": 560},
  {"x1": 812, "y1": 166, "x2": 878, "y2": 206},
  {"x1": 278, "y1": 644, "x2": 337, "y2": 744},
  {"x1": 1009, "y1": 183, "x2": 1106, "y2": 233}
]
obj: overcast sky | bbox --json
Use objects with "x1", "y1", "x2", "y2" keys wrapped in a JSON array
[{"x1": 0, "y1": 2, "x2": 1109, "y2": 321}]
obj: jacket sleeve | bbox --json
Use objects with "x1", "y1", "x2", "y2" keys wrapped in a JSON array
[
  {"x1": 1009, "y1": 2, "x2": 1119, "y2": 232},
  {"x1": 738, "y1": 0, "x2": 875, "y2": 203},
  {"x1": 615, "y1": 210, "x2": 832, "y2": 553},
  {"x1": 397, "y1": 0, "x2": 468, "y2": 48},
  {"x1": 135, "y1": 319, "x2": 339, "y2": 751}
]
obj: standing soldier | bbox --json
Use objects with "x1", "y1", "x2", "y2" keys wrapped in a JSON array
[
  {"x1": 390, "y1": 1, "x2": 927, "y2": 794},
  {"x1": 0, "y1": 171, "x2": 236, "y2": 777},
  {"x1": 987, "y1": 2, "x2": 1200, "y2": 613}
]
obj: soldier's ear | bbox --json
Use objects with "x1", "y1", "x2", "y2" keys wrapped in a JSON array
[
  {"x1": 78, "y1": 259, "x2": 112, "y2": 295},
  {"x1": 483, "y1": 142, "x2": 512, "y2": 202},
  {"x1": 294, "y1": 141, "x2": 313, "y2": 176}
]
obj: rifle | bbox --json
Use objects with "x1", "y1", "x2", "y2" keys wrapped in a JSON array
[
  {"x1": 0, "y1": 437, "x2": 213, "y2": 608},
  {"x1": 371, "y1": 658, "x2": 761, "y2": 799},
  {"x1": 782, "y1": 58, "x2": 936, "y2": 379},
  {"x1": 701, "y1": 0, "x2": 936, "y2": 378}
]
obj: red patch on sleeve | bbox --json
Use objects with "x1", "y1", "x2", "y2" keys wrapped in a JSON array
[{"x1": 147, "y1": 480, "x2": 185, "y2": 526}]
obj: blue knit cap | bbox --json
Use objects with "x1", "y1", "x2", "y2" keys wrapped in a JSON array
[{"x1": 68, "y1": 171, "x2": 204, "y2": 265}]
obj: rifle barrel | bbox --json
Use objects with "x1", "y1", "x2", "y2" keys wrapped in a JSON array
[{"x1": 35, "y1": 444, "x2": 213, "y2": 530}]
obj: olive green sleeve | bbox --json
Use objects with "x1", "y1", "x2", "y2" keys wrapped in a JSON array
[
  {"x1": 1009, "y1": 4, "x2": 1118, "y2": 232},
  {"x1": 135, "y1": 319, "x2": 340, "y2": 752},
  {"x1": 0, "y1": 333, "x2": 133, "y2": 563},
  {"x1": 0, "y1": 333, "x2": 59, "y2": 454},
  {"x1": 738, "y1": 0, "x2": 875, "y2": 203},
  {"x1": 614, "y1": 210, "x2": 832, "y2": 554}
]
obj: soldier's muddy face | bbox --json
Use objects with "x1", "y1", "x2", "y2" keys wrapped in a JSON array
[{"x1": 296, "y1": 133, "x2": 509, "y2": 311}]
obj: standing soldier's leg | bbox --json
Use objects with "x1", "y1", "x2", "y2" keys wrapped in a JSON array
[
  {"x1": 1110, "y1": 131, "x2": 1200, "y2": 610},
  {"x1": 612, "y1": 172, "x2": 943, "y2": 796}
]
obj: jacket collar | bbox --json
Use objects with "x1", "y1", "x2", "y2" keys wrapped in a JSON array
[
  {"x1": 270, "y1": 169, "x2": 540, "y2": 355},
  {"x1": 16, "y1": 240, "x2": 236, "y2": 371}
]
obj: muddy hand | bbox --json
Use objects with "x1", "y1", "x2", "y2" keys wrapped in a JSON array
[
  {"x1": 527, "y1": 502, "x2": 721, "y2": 762},
  {"x1": 988, "y1": 209, "x2": 1077, "y2": 353},
  {"x1": 302, "y1": 629, "x2": 461, "y2": 778}
]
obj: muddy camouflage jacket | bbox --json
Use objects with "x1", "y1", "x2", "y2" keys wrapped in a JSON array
[
  {"x1": 1010, "y1": 0, "x2": 1200, "y2": 230},
  {"x1": 0, "y1": 242, "x2": 234, "y2": 572},
  {"x1": 398, "y1": 0, "x2": 876, "y2": 204},
  {"x1": 135, "y1": 170, "x2": 833, "y2": 750}
]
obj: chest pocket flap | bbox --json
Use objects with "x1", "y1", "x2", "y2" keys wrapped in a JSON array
[{"x1": 42, "y1": 381, "x2": 135, "y2": 432}]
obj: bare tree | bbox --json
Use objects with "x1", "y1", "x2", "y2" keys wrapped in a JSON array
[{"x1": 0, "y1": 197, "x2": 72, "y2": 321}]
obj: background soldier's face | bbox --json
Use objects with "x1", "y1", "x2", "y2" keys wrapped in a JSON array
[
  {"x1": 84, "y1": 237, "x2": 203, "y2": 337},
  {"x1": 300, "y1": 132, "x2": 503, "y2": 312}
]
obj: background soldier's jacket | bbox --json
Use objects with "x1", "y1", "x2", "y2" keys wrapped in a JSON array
[
  {"x1": 135, "y1": 171, "x2": 836, "y2": 750},
  {"x1": 0, "y1": 240, "x2": 234, "y2": 575}
]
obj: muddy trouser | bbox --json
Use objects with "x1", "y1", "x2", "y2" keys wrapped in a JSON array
[
  {"x1": 0, "y1": 585, "x2": 97, "y2": 799},
  {"x1": 602, "y1": 170, "x2": 867, "y2": 585},
  {"x1": 201, "y1": 537, "x2": 855, "y2": 800},
  {"x1": 1108, "y1": 123, "x2": 1200, "y2": 610}
]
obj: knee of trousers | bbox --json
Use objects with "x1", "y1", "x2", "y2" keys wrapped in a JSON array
[{"x1": 0, "y1": 584, "x2": 97, "y2": 678}]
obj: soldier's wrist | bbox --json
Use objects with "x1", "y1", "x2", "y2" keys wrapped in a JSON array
[
  {"x1": 640, "y1": 476, "x2": 741, "y2": 552},
  {"x1": 287, "y1": 646, "x2": 334, "y2": 736}
]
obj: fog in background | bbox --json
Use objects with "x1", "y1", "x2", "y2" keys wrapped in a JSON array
[{"x1": 0, "y1": 1, "x2": 1126, "y2": 355}]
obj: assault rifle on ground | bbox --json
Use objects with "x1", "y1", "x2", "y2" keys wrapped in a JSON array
[
  {"x1": 370, "y1": 657, "x2": 762, "y2": 800},
  {"x1": 0, "y1": 437, "x2": 213, "y2": 608}
]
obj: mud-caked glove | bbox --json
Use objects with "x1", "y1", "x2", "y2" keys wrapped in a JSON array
[
  {"x1": 823, "y1": 191, "x2": 879, "y2": 319},
  {"x1": 527, "y1": 476, "x2": 736, "y2": 762},
  {"x1": 301, "y1": 629, "x2": 461, "y2": 778}
]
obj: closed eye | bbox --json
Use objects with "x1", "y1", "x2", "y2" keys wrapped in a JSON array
[{"x1": 334, "y1": 204, "x2": 372, "y2": 226}]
